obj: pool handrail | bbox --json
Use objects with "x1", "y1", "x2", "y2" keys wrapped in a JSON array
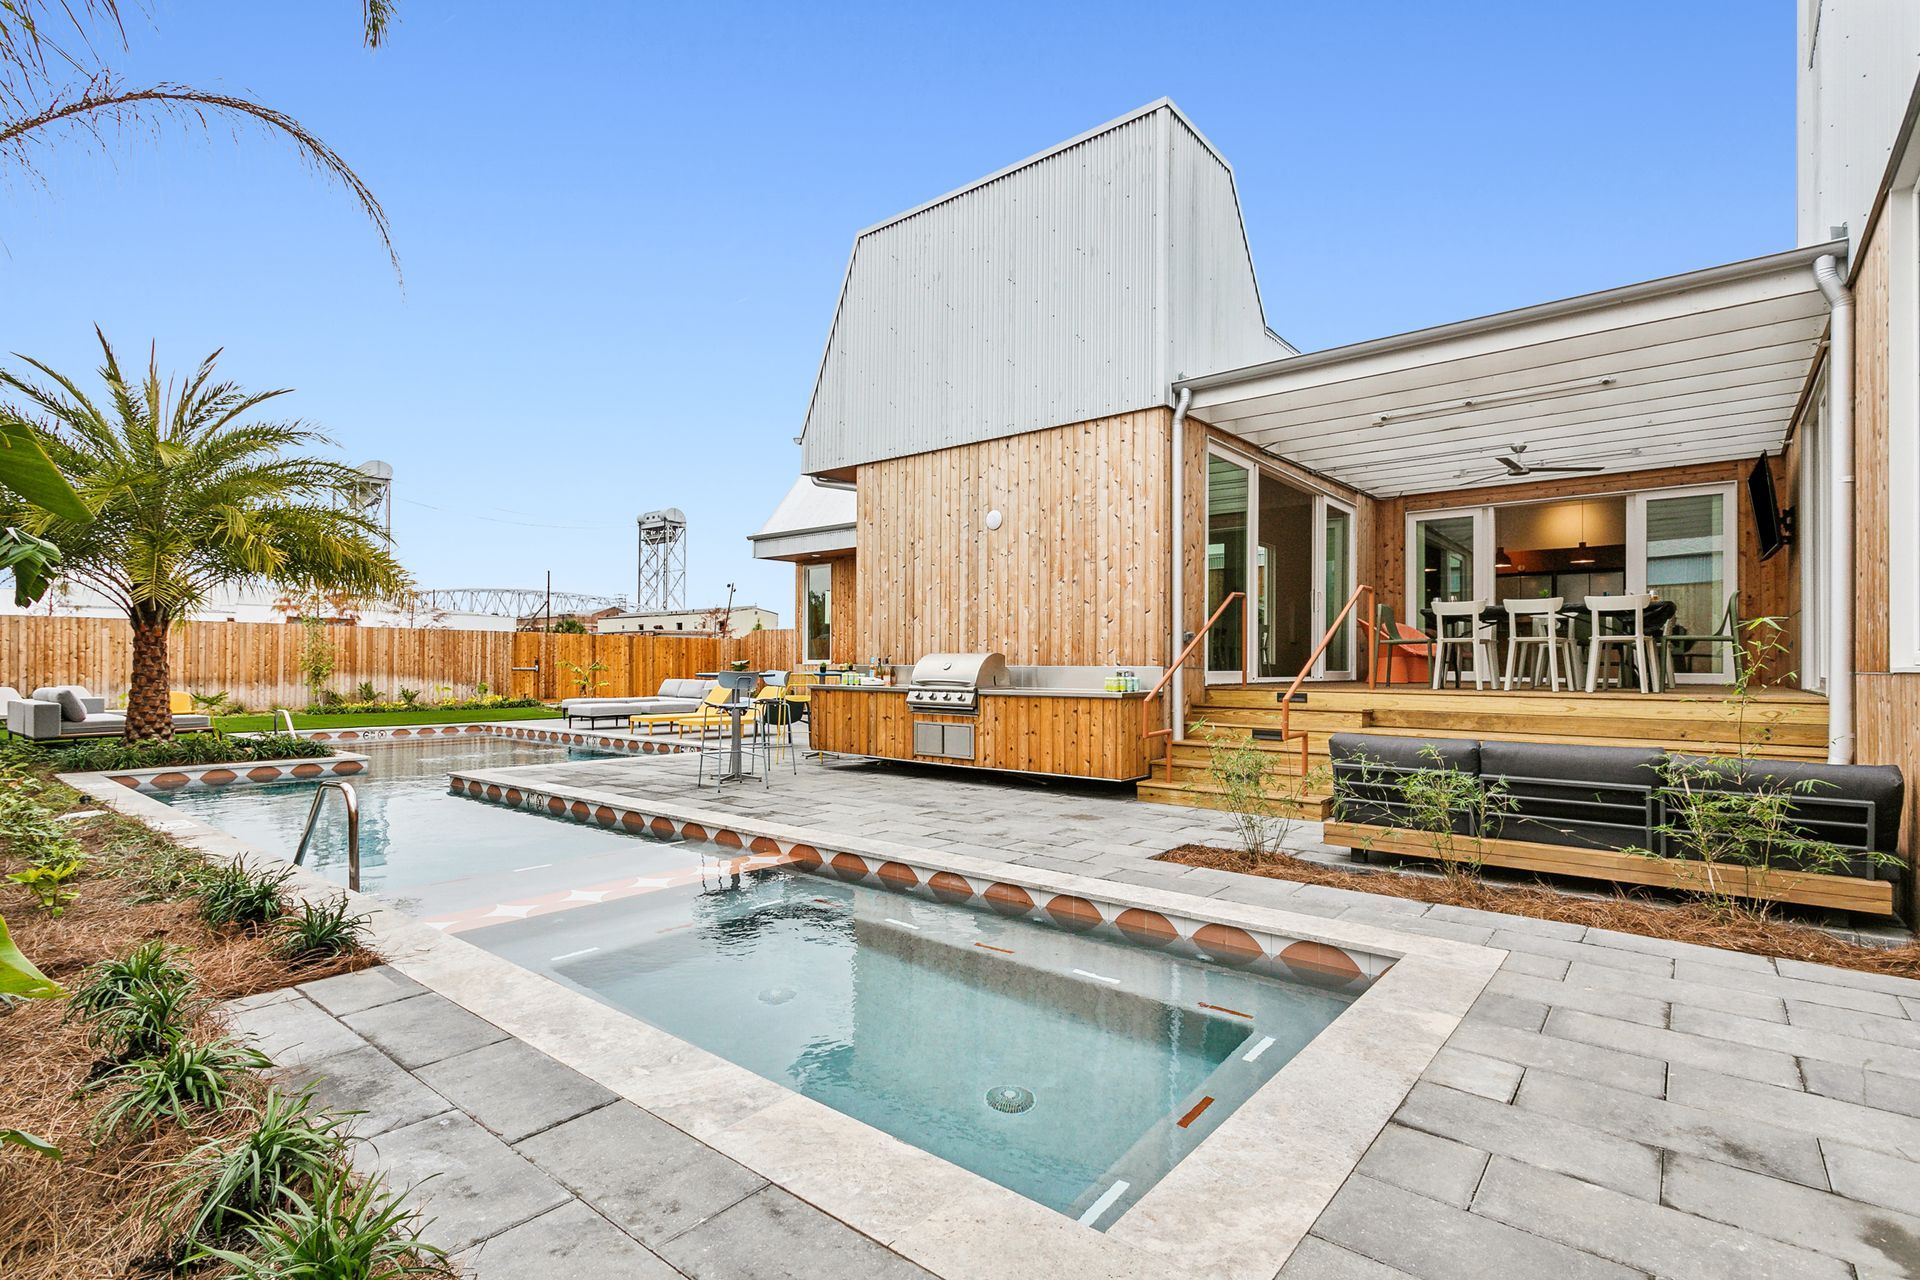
[
  {"x1": 272, "y1": 707, "x2": 299, "y2": 737},
  {"x1": 292, "y1": 779, "x2": 361, "y2": 892}
]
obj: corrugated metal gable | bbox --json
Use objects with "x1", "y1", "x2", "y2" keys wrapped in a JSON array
[{"x1": 800, "y1": 102, "x2": 1280, "y2": 474}]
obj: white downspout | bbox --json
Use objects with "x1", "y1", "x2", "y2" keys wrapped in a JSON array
[
  {"x1": 1169, "y1": 387, "x2": 1193, "y2": 742},
  {"x1": 1814, "y1": 254, "x2": 1854, "y2": 764}
]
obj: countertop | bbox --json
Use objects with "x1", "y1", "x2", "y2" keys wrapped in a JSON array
[{"x1": 808, "y1": 683, "x2": 1148, "y2": 700}]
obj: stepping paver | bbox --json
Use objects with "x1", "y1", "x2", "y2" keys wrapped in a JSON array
[
  {"x1": 460, "y1": 1201, "x2": 680, "y2": 1279},
  {"x1": 299, "y1": 963, "x2": 427, "y2": 1016},
  {"x1": 417, "y1": 1036, "x2": 616, "y2": 1143},
  {"x1": 1513, "y1": 1067, "x2": 1832, "y2": 1187},
  {"x1": 1540, "y1": 1006, "x2": 1803, "y2": 1087},
  {"x1": 1661, "y1": 1151, "x2": 1920, "y2": 1274},
  {"x1": 516, "y1": 1102, "x2": 768, "y2": 1247},
  {"x1": 226, "y1": 991, "x2": 365, "y2": 1066},
  {"x1": 355, "y1": 1111, "x2": 570, "y2": 1252},
  {"x1": 1353, "y1": 1122, "x2": 1489, "y2": 1208},
  {"x1": 1309, "y1": 1173, "x2": 1641, "y2": 1280},
  {"x1": 1446, "y1": 1020, "x2": 1667, "y2": 1096},
  {"x1": 1472, "y1": 1156, "x2": 1852, "y2": 1280},
  {"x1": 653, "y1": 1186, "x2": 935, "y2": 1279},
  {"x1": 1279, "y1": 1236, "x2": 1421, "y2": 1278},
  {"x1": 341, "y1": 992, "x2": 509, "y2": 1068},
  {"x1": 1393, "y1": 1081, "x2": 1660, "y2": 1201},
  {"x1": 282, "y1": 1042, "x2": 452, "y2": 1137}
]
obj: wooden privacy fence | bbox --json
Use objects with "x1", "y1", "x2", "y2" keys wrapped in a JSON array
[
  {"x1": 0, "y1": 616, "x2": 799, "y2": 710},
  {"x1": 509, "y1": 628, "x2": 799, "y2": 701}
]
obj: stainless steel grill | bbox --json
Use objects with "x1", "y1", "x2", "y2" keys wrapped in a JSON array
[{"x1": 904, "y1": 652, "x2": 1010, "y2": 714}]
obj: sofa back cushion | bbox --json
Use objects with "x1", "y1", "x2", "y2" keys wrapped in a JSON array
[
  {"x1": 1665, "y1": 754, "x2": 1905, "y2": 875},
  {"x1": 1479, "y1": 741, "x2": 1665, "y2": 851},
  {"x1": 52, "y1": 688, "x2": 88, "y2": 723},
  {"x1": 1328, "y1": 733, "x2": 1481, "y2": 833},
  {"x1": 0, "y1": 686, "x2": 21, "y2": 705}
]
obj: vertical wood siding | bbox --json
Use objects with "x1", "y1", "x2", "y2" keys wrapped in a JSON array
[
  {"x1": 1846, "y1": 222, "x2": 1920, "y2": 915},
  {"x1": 855, "y1": 408, "x2": 1175, "y2": 666}
]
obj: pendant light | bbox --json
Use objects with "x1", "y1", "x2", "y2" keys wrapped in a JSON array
[{"x1": 1570, "y1": 500, "x2": 1596, "y2": 565}]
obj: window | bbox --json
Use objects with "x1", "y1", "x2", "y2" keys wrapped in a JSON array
[{"x1": 804, "y1": 563, "x2": 832, "y2": 662}]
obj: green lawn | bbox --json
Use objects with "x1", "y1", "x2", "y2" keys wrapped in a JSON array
[{"x1": 214, "y1": 705, "x2": 560, "y2": 733}]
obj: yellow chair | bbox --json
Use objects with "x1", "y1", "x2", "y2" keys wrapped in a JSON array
[{"x1": 629, "y1": 685, "x2": 758, "y2": 737}]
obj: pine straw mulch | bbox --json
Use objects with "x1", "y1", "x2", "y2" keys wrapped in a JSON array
[
  {"x1": 0, "y1": 792, "x2": 376, "y2": 1280},
  {"x1": 1161, "y1": 843, "x2": 1920, "y2": 980}
]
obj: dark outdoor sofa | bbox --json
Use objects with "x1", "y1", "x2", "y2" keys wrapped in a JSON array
[{"x1": 1325, "y1": 732, "x2": 1905, "y2": 913}]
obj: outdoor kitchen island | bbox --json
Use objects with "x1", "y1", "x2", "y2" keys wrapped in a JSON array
[{"x1": 807, "y1": 658, "x2": 1152, "y2": 782}]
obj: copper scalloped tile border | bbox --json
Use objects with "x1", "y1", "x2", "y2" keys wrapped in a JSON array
[
  {"x1": 437, "y1": 776, "x2": 1388, "y2": 992},
  {"x1": 108, "y1": 754, "x2": 375, "y2": 795}
]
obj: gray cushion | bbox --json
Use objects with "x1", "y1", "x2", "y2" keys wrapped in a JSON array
[
  {"x1": 0, "y1": 686, "x2": 21, "y2": 705},
  {"x1": 1328, "y1": 733, "x2": 1482, "y2": 833},
  {"x1": 53, "y1": 689, "x2": 87, "y2": 723},
  {"x1": 1665, "y1": 754, "x2": 1905, "y2": 878},
  {"x1": 1479, "y1": 741, "x2": 1665, "y2": 851}
]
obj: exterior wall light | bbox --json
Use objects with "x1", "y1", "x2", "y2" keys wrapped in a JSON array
[{"x1": 985, "y1": 509, "x2": 1003, "y2": 531}]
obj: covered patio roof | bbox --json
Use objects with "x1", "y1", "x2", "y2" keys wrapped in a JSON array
[{"x1": 1181, "y1": 240, "x2": 1845, "y2": 497}]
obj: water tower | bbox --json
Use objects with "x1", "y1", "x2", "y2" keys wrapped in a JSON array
[
  {"x1": 636, "y1": 508, "x2": 687, "y2": 612},
  {"x1": 354, "y1": 460, "x2": 394, "y2": 539}
]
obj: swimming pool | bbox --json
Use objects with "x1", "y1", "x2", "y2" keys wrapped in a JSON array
[{"x1": 161, "y1": 735, "x2": 1364, "y2": 1227}]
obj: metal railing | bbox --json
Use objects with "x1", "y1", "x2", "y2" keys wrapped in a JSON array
[
  {"x1": 1141, "y1": 591, "x2": 1246, "y2": 782},
  {"x1": 291, "y1": 780, "x2": 361, "y2": 891},
  {"x1": 1275, "y1": 583, "x2": 1377, "y2": 772},
  {"x1": 271, "y1": 707, "x2": 299, "y2": 737}
]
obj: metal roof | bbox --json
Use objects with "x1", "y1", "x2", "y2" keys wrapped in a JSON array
[
  {"x1": 748, "y1": 476, "x2": 856, "y2": 561},
  {"x1": 1182, "y1": 241, "x2": 1844, "y2": 498},
  {"x1": 799, "y1": 100, "x2": 1287, "y2": 474}
]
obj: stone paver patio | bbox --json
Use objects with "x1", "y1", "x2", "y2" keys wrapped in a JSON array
[{"x1": 448, "y1": 748, "x2": 1920, "y2": 1279}]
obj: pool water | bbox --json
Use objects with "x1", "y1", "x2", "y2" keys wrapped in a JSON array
[
  {"x1": 477, "y1": 867, "x2": 1353, "y2": 1224},
  {"x1": 161, "y1": 736, "x2": 1358, "y2": 1226}
]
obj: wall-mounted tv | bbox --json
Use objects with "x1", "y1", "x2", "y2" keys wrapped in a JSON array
[{"x1": 1749, "y1": 455, "x2": 1791, "y2": 562}]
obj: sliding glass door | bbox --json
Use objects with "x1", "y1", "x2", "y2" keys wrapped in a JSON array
[
  {"x1": 1207, "y1": 452, "x2": 1353, "y2": 682},
  {"x1": 1628, "y1": 485, "x2": 1737, "y2": 683}
]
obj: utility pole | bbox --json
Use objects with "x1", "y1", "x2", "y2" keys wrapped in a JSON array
[{"x1": 723, "y1": 581, "x2": 737, "y2": 636}]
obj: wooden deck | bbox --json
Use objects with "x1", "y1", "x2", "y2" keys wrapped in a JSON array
[{"x1": 1138, "y1": 680, "x2": 1830, "y2": 817}]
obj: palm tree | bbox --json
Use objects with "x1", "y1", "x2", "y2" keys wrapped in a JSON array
[
  {"x1": 1, "y1": 2, "x2": 401, "y2": 275},
  {"x1": 0, "y1": 330, "x2": 412, "y2": 740}
]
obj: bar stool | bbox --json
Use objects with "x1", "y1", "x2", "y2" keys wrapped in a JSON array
[
  {"x1": 1430, "y1": 599, "x2": 1497, "y2": 689},
  {"x1": 1502, "y1": 597, "x2": 1579, "y2": 691},
  {"x1": 1584, "y1": 594, "x2": 1660, "y2": 693}
]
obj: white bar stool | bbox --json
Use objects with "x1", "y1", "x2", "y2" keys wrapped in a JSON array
[
  {"x1": 1502, "y1": 597, "x2": 1579, "y2": 691},
  {"x1": 1584, "y1": 594, "x2": 1660, "y2": 693},
  {"x1": 1430, "y1": 599, "x2": 1497, "y2": 689}
]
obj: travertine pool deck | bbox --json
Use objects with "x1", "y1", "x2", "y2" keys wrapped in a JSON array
[{"x1": 459, "y1": 749, "x2": 1920, "y2": 1279}]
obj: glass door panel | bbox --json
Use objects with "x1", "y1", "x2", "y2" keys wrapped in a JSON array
[
  {"x1": 1206, "y1": 457, "x2": 1249, "y2": 677},
  {"x1": 1255, "y1": 473, "x2": 1314, "y2": 679},
  {"x1": 1320, "y1": 502, "x2": 1354, "y2": 678},
  {"x1": 1407, "y1": 508, "x2": 1492, "y2": 680},
  {"x1": 1630, "y1": 487, "x2": 1735, "y2": 682}
]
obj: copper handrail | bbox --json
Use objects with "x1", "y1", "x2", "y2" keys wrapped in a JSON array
[
  {"x1": 1276, "y1": 584, "x2": 1377, "y2": 772},
  {"x1": 1141, "y1": 590, "x2": 1246, "y2": 781}
]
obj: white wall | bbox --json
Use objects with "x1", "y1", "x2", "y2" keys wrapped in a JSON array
[{"x1": 1798, "y1": 1, "x2": 1920, "y2": 247}]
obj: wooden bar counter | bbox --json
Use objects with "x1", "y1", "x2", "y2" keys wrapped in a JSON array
[{"x1": 807, "y1": 684, "x2": 1150, "y2": 782}]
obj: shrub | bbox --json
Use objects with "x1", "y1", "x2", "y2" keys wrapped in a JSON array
[
  {"x1": 1339, "y1": 746, "x2": 1516, "y2": 887},
  {"x1": 296, "y1": 695, "x2": 544, "y2": 716},
  {"x1": 397, "y1": 688, "x2": 419, "y2": 706},
  {"x1": 8, "y1": 855, "x2": 84, "y2": 915},
  {"x1": 191, "y1": 1166, "x2": 449, "y2": 1278},
  {"x1": 1198, "y1": 723, "x2": 1323, "y2": 861},
  {"x1": 90, "y1": 1035, "x2": 269, "y2": 1135},
  {"x1": 69, "y1": 940, "x2": 192, "y2": 1022},
  {"x1": 49, "y1": 734, "x2": 333, "y2": 772},
  {"x1": 198, "y1": 860, "x2": 293, "y2": 929},
  {"x1": 354, "y1": 681, "x2": 378, "y2": 703},
  {"x1": 275, "y1": 896, "x2": 371, "y2": 963},
  {"x1": 157, "y1": 1086, "x2": 348, "y2": 1243},
  {"x1": 75, "y1": 973, "x2": 204, "y2": 1061}
]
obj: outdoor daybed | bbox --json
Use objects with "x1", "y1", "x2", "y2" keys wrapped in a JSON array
[
  {"x1": 3, "y1": 684, "x2": 212, "y2": 741},
  {"x1": 561, "y1": 678, "x2": 717, "y2": 728},
  {"x1": 1324, "y1": 732, "x2": 1905, "y2": 915}
]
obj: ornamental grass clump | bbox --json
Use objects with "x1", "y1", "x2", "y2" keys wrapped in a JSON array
[
  {"x1": 156, "y1": 1087, "x2": 349, "y2": 1246},
  {"x1": 274, "y1": 896, "x2": 372, "y2": 964},
  {"x1": 198, "y1": 860, "x2": 294, "y2": 930},
  {"x1": 88, "y1": 1036, "x2": 269, "y2": 1136},
  {"x1": 68, "y1": 942, "x2": 204, "y2": 1061},
  {"x1": 191, "y1": 1166, "x2": 451, "y2": 1280}
]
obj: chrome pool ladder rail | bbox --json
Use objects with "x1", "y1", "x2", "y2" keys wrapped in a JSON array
[
  {"x1": 272, "y1": 707, "x2": 299, "y2": 737},
  {"x1": 292, "y1": 780, "x2": 361, "y2": 892}
]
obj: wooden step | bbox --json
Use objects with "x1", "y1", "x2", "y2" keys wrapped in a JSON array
[
  {"x1": 1135, "y1": 779, "x2": 1333, "y2": 819},
  {"x1": 1362, "y1": 708, "x2": 1827, "y2": 748}
]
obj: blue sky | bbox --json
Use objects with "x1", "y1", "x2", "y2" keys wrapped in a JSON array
[{"x1": 2, "y1": 1, "x2": 1794, "y2": 617}]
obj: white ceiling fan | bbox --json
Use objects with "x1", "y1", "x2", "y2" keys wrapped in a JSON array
[{"x1": 1487, "y1": 442, "x2": 1606, "y2": 478}]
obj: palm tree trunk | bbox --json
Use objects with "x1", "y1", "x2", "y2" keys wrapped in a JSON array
[{"x1": 127, "y1": 606, "x2": 173, "y2": 741}]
